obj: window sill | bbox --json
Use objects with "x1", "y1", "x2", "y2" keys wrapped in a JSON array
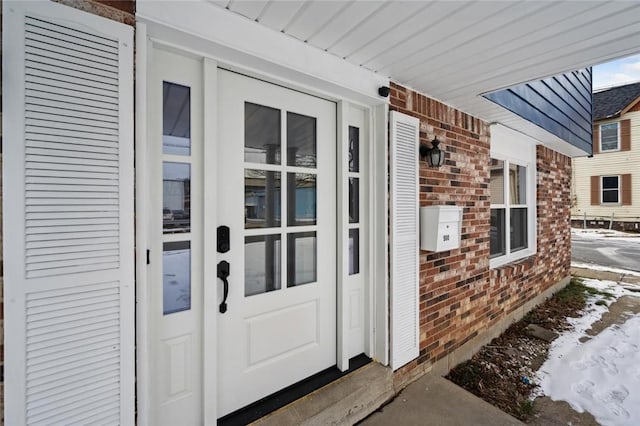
[{"x1": 490, "y1": 248, "x2": 536, "y2": 269}]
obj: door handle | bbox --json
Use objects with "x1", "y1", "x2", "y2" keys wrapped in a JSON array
[{"x1": 217, "y1": 260, "x2": 230, "y2": 313}]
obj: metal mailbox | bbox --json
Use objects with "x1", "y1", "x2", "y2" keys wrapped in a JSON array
[{"x1": 420, "y1": 205, "x2": 463, "y2": 252}]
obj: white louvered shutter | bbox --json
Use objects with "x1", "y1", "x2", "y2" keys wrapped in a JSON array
[
  {"x1": 3, "y1": 2, "x2": 134, "y2": 424},
  {"x1": 389, "y1": 111, "x2": 420, "y2": 370}
]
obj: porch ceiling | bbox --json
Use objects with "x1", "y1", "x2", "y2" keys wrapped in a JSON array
[{"x1": 210, "y1": 0, "x2": 640, "y2": 155}]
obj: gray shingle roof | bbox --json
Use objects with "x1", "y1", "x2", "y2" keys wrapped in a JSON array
[{"x1": 593, "y1": 82, "x2": 640, "y2": 121}]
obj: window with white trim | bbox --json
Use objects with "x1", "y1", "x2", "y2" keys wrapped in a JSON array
[
  {"x1": 601, "y1": 175, "x2": 620, "y2": 204},
  {"x1": 490, "y1": 157, "x2": 534, "y2": 265},
  {"x1": 600, "y1": 123, "x2": 619, "y2": 152}
]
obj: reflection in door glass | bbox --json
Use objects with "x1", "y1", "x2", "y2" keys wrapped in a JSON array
[
  {"x1": 349, "y1": 228, "x2": 359, "y2": 275},
  {"x1": 349, "y1": 177, "x2": 359, "y2": 224},
  {"x1": 245, "y1": 169, "x2": 281, "y2": 229},
  {"x1": 287, "y1": 112, "x2": 316, "y2": 168},
  {"x1": 287, "y1": 232, "x2": 317, "y2": 287},
  {"x1": 163, "y1": 241, "x2": 191, "y2": 315},
  {"x1": 245, "y1": 102, "x2": 281, "y2": 164},
  {"x1": 287, "y1": 173, "x2": 316, "y2": 226},
  {"x1": 349, "y1": 126, "x2": 359, "y2": 173},
  {"x1": 163, "y1": 162, "x2": 191, "y2": 233},
  {"x1": 163, "y1": 82, "x2": 191, "y2": 156},
  {"x1": 245, "y1": 235, "x2": 281, "y2": 296}
]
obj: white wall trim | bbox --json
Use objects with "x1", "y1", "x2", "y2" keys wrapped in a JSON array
[{"x1": 135, "y1": 21, "x2": 150, "y2": 426}]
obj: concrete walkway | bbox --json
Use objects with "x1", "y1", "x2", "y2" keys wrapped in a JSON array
[{"x1": 361, "y1": 374, "x2": 524, "y2": 426}]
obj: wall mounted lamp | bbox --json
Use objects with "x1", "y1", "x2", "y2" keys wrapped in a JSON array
[{"x1": 420, "y1": 138, "x2": 445, "y2": 167}]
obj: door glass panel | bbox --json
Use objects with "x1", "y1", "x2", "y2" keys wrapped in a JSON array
[
  {"x1": 287, "y1": 112, "x2": 316, "y2": 168},
  {"x1": 287, "y1": 232, "x2": 317, "y2": 287},
  {"x1": 490, "y1": 159, "x2": 504, "y2": 205},
  {"x1": 163, "y1": 162, "x2": 191, "y2": 233},
  {"x1": 163, "y1": 82, "x2": 191, "y2": 156},
  {"x1": 509, "y1": 163, "x2": 526, "y2": 205},
  {"x1": 245, "y1": 169, "x2": 281, "y2": 229},
  {"x1": 287, "y1": 173, "x2": 316, "y2": 226},
  {"x1": 349, "y1": 126, "x2": 359, "y2": 172},
  {"x1": 245, "y1": 235, "x2": 281, "y2": 296},
  {"x1": 349, "y1": 228, "x2": 359, "y2": 275},
  {"x1": 245, "y1": 102, "x2": 281, "y2": 164},
  {"x1": 349, "y1": 177, "x2": 359, "y2": 224},
  {"x1": 163, "y1": 241, "x2": 191, "y2": 315}
]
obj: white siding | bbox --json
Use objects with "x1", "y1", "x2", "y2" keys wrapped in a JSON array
[{"x1": 572, "y1": 111, "x2": 640, "y2": 221}]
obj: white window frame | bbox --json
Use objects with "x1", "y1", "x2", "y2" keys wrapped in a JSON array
[
  {"x1": 490, "y1": 125, "x2": 537, "y2": 269},
  {"x1": 600, "y1": 122, "x2": 620, "y2": 152},
  {"x1": 600, "y1": 175, "x2": 621, "y2": 205}
]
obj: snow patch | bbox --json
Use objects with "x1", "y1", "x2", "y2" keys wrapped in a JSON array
[
  {"x1": 535, "y1": 280, "x2": 640, "y2": 425},
  {"x1": 571, "y1": 262, "x2": 640, "y2": 278}
]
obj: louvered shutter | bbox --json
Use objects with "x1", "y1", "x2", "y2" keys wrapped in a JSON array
[
  {"x1": 592, "y1": 125, "x2": 599, "y2": 154},
  {"x1": 590, "y1": 176, "x2": 600, "y2": 205},
  {"x1": 389, "y1": 111, "x2": 420, "y2": 370},
  {"x1": 3, "y1": 2, "x2": 134, "y2": 424},
  {"x1": 621, "y1": 119, "x2": 631, "y2": 152},
  {"x1": 622, "y1": 174, "x2": 632, "y2": 206}
]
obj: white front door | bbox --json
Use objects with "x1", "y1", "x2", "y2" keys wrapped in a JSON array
[
  {"x1": 148, "y1": 50, "x2": 338, "y2": 422},
  {"x1": 216, "y1": 70, "x2": 337, "y2": 417}
]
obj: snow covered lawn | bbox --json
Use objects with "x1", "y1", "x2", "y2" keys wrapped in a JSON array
[{"x1": 535, "y1": 278, "x2": 640, "y2": 425}]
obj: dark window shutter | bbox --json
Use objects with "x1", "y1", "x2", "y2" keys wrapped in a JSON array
[
  {"x1": 591, "y1": 176, "x2": 600, "y2": 205},
  {"x1": 592, "y1": 125, "x2": 600, "y2": 154},
  {"x1": 621, "y1": 119, "x2": 631, "y2": 152},
  {"x1": 622, "y1": 174, "x2": 632, "y2": 205}
]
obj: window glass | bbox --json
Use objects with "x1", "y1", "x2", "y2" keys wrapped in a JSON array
[
  {"x1": 509, "y1": 164, "x2": 526, "y2": 205},
  {"x1": 287, "y1": 232, "x2": 317, "y2": 287},
  {"x1": 163, "y1": 162, "x2": 191, "y2": 234},
  {"x1": 602, "y1": 176, "x2": 619, "y2": 203},
  {"x1": 349, "y1": 228, "x2": 360, "y2": 275},
  {"x1": 510, "y1": 208, "x2": 528, "y2": 252},
  {"x1": 349, "y1": 126, "x2": 360, "y2": 172},
  {"x1": 163, "y1": 82, "x2": 191, "y2": 156},
  {"x1": 490, "y1": 159, "x2": 505, "y2": 204},
  {"x1": 600, "y1": 123, "x2": 619, "y2": 151},
  {"x1": 287, "y1": 112, "x2": 316, "y2": 168},
  {"x1": 245, "y1": 102, "x2": 281, "y2": 164},
  {"x1": 163, "y1": 241, "x2": 191, "y2": 315},
  {"x1": 287, "y1": 173, "x2": 316, "y2": 226},
  {"x1": 245, "y1": 169, "x2": 281, "y2": 229},
  {"x1": 490, "y1": 209, "x2": 505, "y2": 258},
  {"x1": 245, "y1": 235, "x2": 281, "y2": 296},
  {"x1": 349, "y1": 178, "x2": 359, "y2": 224}
]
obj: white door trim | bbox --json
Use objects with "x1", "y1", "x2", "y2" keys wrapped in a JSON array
[{"x1": 135, "y1": 22, "x2": 390, "y2": 425}]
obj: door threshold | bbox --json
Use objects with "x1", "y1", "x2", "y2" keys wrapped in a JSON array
[{"x1": 218, "y1": 354, "x2": 371, "y2": 426}]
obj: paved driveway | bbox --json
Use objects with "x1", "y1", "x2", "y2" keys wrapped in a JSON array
[{"x1": 571, "y1": 229, "x2": 640, "y2": 273}]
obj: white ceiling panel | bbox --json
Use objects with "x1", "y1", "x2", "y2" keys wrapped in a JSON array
[
  {"x1": 227, "y1": 0, "x2": 268, "y2": 20},
  {"x1": 284, "y1": 1, "x2": 346, "y2": 41},
  {"x1": 372, "y1": 1, "x2": 523, "y2": 76},
  {"x1": 258, "y1": 1, "x2": 305, "y2": 31},
  {"x1": 327, "y1": 2, "x2": 427, "y2": 59},
  {"x1": 306, "y1": 1, "x2": 389, "y2": 50}
]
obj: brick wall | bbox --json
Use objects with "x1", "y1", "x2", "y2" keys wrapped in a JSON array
[{"x1": 389, "y1": 83, "x2": 572, "y2": 377}]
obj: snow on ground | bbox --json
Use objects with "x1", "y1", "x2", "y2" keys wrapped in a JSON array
[
  {"x1": 572, "y1": 228, "x2": 640, "y2": 242},
  {"x1": 535, "y1": 279, "x2": 640, "y2": 425},
  {"x1": 571, "y1": 262, "x2": 640, "y2": 278}
]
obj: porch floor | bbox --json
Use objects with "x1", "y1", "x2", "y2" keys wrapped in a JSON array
[{"x1": 251, "y1": 361, "x2": 523, "y2": 426}]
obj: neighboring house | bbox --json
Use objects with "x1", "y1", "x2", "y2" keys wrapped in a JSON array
[
  {"x1": 572, "y1": 82, "x2": 640, "y2": 231},
  {"x1": 2, "y1": 1, "x2": 639, "y2": 425}
]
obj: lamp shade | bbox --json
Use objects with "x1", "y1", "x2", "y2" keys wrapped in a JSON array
[{"x1": 427, "y1": 138, "x2": 445, "y2": 167}]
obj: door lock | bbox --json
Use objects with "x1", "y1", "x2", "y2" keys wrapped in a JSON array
[
  {"x1": 217, "y1": 226, "x2": 230, "y2": 253},
  {"x1": 217, "y1": 260, "x2": 230, "y2": 313}
]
